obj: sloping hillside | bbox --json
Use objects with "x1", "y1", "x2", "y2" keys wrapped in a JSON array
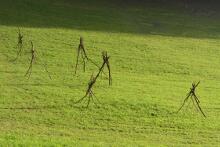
[{"x1": 0, "y1": 0, "x2": 219, "y2": 146}]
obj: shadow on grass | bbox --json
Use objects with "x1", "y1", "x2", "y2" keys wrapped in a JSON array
[{"x1": 0, "y1": 0, "x2": 220, "y2": 39}]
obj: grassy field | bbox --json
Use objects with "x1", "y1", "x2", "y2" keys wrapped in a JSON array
[{"x1": 0, "y1": 0, "x2": 220, "y2": 146}]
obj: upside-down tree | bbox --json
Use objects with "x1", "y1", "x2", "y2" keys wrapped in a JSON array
[{"x1": 74, "y1": 37, "x2": 101, "y2": 74}]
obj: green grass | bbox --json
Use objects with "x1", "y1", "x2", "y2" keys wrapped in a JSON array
[{"x1": 0, "y1": 0, "x2": 220, "y2": 146}]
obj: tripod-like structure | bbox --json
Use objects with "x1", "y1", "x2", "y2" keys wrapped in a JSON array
[
  {"x1": 74, "y1": 37, "x2": 100, "y2": 74},
  {"x1": 74, "y1": 51, "x2": 112, "y2": 107},
  {"x1": 99, "y1": 51, "x2": 112, "y2": 86},
  {"x1": 25, "y1": 41, "x2": 51, "y2": 79},
  {"x1": 14, "y1": 28, "x2": 23, "y2": 61},
  {"x1": 177, "y1": 81, "x2": 206, "y2": 117},
  {"x1": 73, "y1": 74, "x2": 100, "y2": 108}
]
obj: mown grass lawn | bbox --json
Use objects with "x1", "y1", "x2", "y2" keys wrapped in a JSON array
[{"x1": 0, "y1": 0, "x2": 220, "y2": 146}]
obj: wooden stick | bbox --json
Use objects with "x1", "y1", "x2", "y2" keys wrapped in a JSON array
[
  {"x1": 193, "y1": 94, "x2": 206, "y2": 117},
  {"x1": 177, "y1": 92, "x2": 191, "y2": 113},
  {"x1": 25, "y1": 41, "x2": 35, "y2": 79},
  {"x1": 74, "y1": 44, "x2": 80, "y2": 74}
]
